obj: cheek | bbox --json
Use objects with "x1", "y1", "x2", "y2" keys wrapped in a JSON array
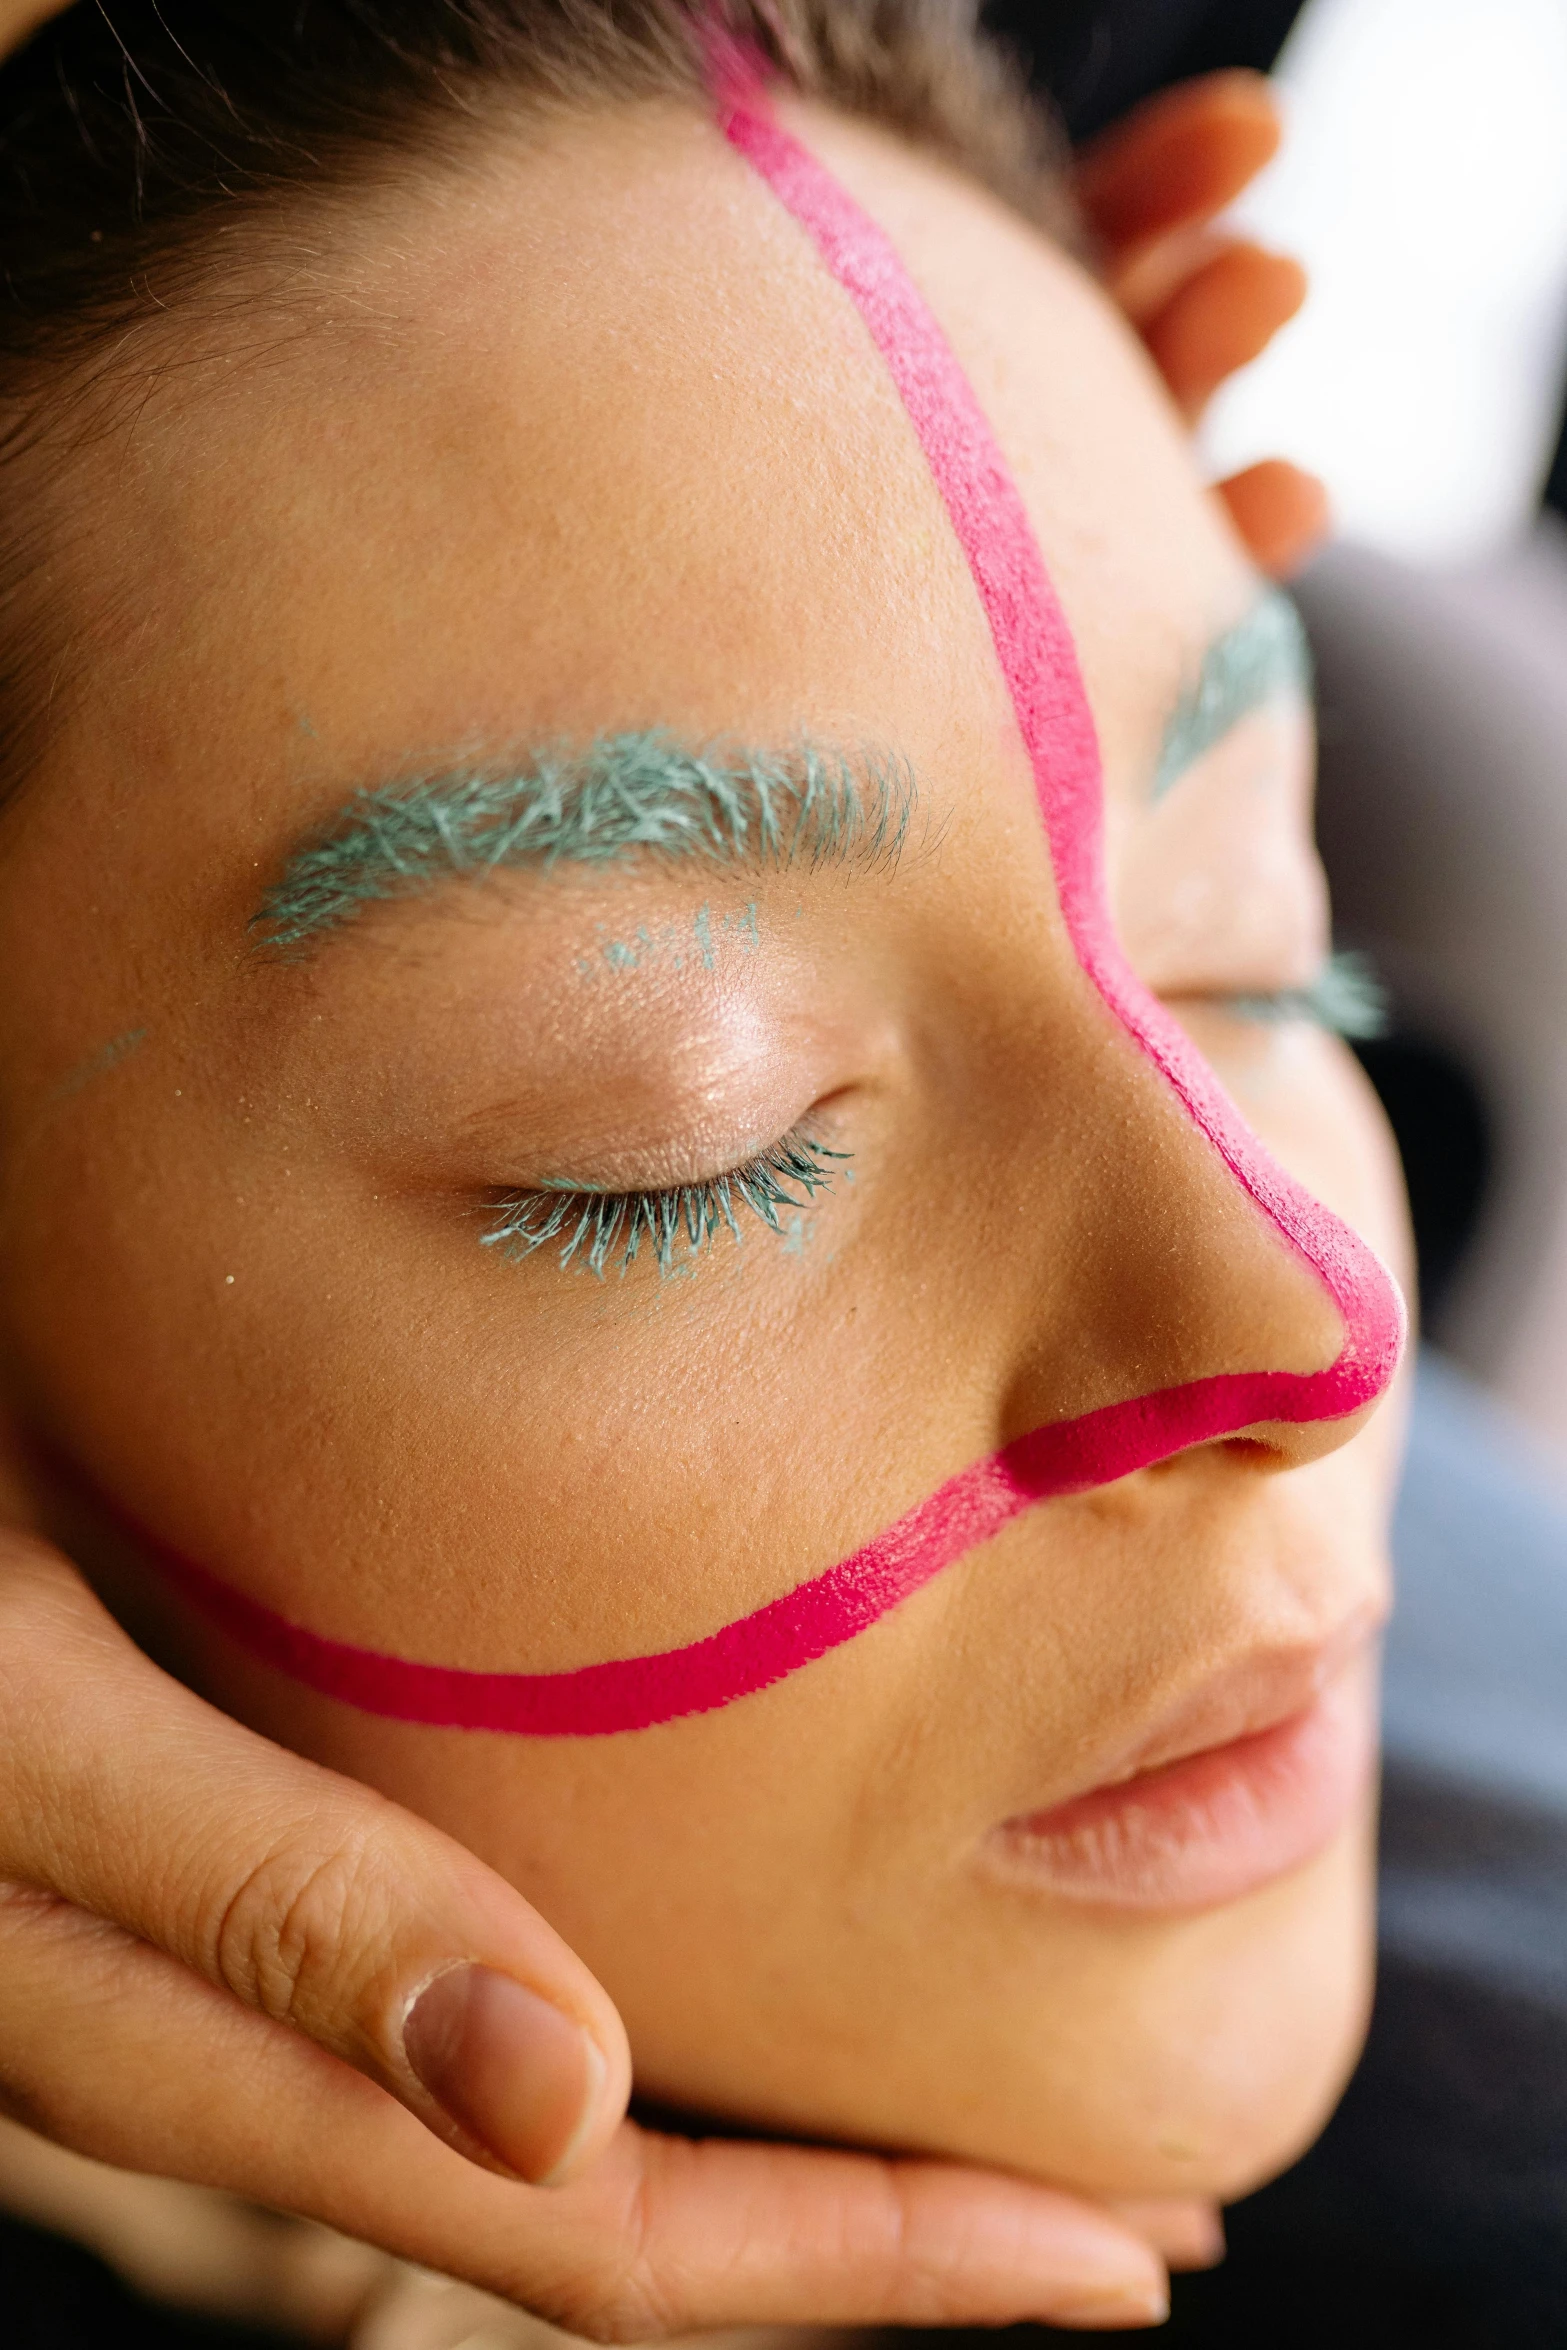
[
  {"x1": 177, "y1": 1523, "x2": 1379, "y2": 2203},
  {"x1": 0, "y1": 1047, "x2": 994, "y2": 1675},
  {"x1": 0, "y1": 914, "x2": 1400, "y2": 1695}
]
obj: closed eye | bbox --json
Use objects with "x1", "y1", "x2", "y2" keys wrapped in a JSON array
[
  {"x1": 481, "y1": 1125, "x2": 849, "y2": 1279},
  {"x1": 1223, "y1": 950, "x2": 1388, "y2": 1040}
]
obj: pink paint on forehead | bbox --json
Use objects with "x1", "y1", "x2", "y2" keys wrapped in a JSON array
[{"x1": 142, "y1": 89, "x2": 1404, "y2": 1736}]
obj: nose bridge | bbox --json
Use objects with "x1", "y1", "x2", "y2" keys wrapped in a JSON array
[{"x1": 1003, "y1": 956, "x2": 1381, "y2": 1478}]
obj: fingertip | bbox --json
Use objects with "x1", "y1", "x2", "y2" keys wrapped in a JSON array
[
  {"x1": 1145, "y1": 244, "x2": 1308, "y2": 420},
  {"x1": 402, "y1": 1964, "x2": 625, "y2": 2187},
  {"x1": 1216, "y1": 459, "x2": 1332, "y2": 577},
  {"x1": 1078, "y1": 71, "x2": 1283, "y2": 247},
  {"x1": 898, "y1": 2167, "x2": 1173, "y2": 2332},
  {"x1": 1114, "y1": 2196, "x2": 1226, "y2": 2272},
  {"x1": 1046, "y1": 2283, "x2": 1170, "y2": 2331}
]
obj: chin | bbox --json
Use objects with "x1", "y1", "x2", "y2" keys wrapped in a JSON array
[
  {"x1": 626, "y1": 1808, "x2": 1377, "y2": 2212},
  {"x1": 1000, "y1": 1811, "x2": 1380, "y2": 2205}
]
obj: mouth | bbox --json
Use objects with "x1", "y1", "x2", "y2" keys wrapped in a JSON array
[{"x1": 989, "y1": 1630, "x2": 1380, "y2": 1913}]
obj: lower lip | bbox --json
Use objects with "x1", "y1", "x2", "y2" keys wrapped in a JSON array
[{"x1": 991, "y1": 1664, "x2": 1375, "y2": 1913}]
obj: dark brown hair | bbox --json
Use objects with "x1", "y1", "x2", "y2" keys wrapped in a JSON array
[{"x1": 0, "y1": 2, "x2": 1070, "y2": 798}]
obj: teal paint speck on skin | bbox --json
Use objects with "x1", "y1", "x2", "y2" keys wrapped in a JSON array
[
  {"x1": 51, "y1": 1026, "x2": 149, "y2": 1103},
  {"x1": 586, "y1": 905, "x2": 761, "y2": 980},
  {"x1": 726, "y1": 902, "x2": 760, "y2": 955},
  {"x1": 1153, "y1": 589, "x2": 1313, "y2": 800}
]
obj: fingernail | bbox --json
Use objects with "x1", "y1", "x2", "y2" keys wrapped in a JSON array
[
  {"x1": 404, "y1": 1964, "x2": 607, "y2": 2185},
  {"x1": 1051, "y1": 2281, "x2": 1170, "y2": 2330}
]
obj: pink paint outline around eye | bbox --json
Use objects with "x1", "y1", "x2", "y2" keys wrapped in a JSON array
[{"x1": 140, "y1": 86, "x2": 1404, "y2": 1737}]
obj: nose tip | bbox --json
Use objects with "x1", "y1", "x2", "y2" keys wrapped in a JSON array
[
  {"x1": 1220, "y1": 1401, "x2": 1384, "y2": 1473},
  {"x1": 997, "y1": 935, "x2": 1407, "y2": 1491},
  {"x1": 1003, "y1": 1364, "x2": 1393, "y2": 1505}
]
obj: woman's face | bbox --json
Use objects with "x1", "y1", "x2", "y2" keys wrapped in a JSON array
[{"x1": 0, "y1": 96, "x2": 1410, "y2": 2200}]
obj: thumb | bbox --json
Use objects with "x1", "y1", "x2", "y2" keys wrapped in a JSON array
[{"x1": 0, "y1": 1535, "x2": 630, "y2": 2185}]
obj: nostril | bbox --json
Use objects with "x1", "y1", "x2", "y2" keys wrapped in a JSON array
[{"x1": 1222, "y1": 1436, "x2": 1276, "y2": 1465}]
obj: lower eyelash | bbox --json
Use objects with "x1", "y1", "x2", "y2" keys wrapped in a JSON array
[
  {"x1": 482, "y1": 1128, "x2": 848, "y2": 1279},
  {"x1": 1226, "y1": 949, "x2": 1388, "y2": 1039}
]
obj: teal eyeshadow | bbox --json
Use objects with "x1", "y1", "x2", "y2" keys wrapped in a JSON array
[
  {"x1": 254, "y1": 732, "x2": 913, "y2": 952},
  {"x1": 1152, "y1": 588, "x2": 1313, "y2": 801}
]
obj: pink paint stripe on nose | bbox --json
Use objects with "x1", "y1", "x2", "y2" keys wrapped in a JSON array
[{"x1": 140, "y1": 88, "x2": 1403, "y2": 1738}]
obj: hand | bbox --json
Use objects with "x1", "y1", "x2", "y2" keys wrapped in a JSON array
[
  {"x1": 1078, "y1": 70, "x2": 1331, "y2": 578},
  {"x1": 0, "y1": 1536, "x2": 1216, "y2": 2336}
]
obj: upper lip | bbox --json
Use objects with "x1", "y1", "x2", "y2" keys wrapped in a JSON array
[{"x1": 1005, "y1": 1600, "x2": 1387, "y2": 1824}]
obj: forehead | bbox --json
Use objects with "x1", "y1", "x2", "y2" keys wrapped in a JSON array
[{"x1": 54, "y1": 96, "x2": 1246, "y2": 857}]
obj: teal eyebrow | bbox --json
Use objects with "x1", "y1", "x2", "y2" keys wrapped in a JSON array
[
  {"x1": 1152, "y1": 588, "x2": 1313, "y2": 801},
  {"x1": 253, "y1": 731, "x2": 915, "y2": 952}
]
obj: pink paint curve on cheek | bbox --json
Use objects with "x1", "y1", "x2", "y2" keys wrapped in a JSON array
[{"x1": 137, "y1": 90, "x2": 1404, "y2": 1738}]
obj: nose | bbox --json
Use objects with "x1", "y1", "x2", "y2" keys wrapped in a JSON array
[
  {"x1": 719, "y1": 85, "x2": 1403, "y2": 1490},
  {"x1": 997, "y1": 943, "x2": 1405, "y2": 1496}
]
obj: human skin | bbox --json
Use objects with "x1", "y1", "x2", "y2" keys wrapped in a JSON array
[
  {"x1": 0, "y1": 74, "x2": 1409, "y2": 2246},
  {"x1": 0, "y1": 42, "x2": 1326, "y2": 2336}
]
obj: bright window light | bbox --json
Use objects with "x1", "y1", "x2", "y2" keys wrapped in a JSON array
[{"x1": 1201, "y1": 0, "x2": 1567, "y2": 565}]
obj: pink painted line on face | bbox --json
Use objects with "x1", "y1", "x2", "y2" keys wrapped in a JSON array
[{"x1": 141, "y1": 90, "x2": 1404, "y2": 1738}]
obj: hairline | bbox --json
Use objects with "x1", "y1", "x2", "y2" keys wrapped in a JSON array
[{"x1": 0, "y1": 72, "x2": 1077, "y2": 822}]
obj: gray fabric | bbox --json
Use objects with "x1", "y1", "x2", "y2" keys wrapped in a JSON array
[{"x1": 1301, "y1": 526, "x2": 1567, "y2": 1446}]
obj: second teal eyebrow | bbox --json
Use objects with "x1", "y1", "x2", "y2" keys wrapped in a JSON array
[
  {"x1": 1152, "y1": 588, "x2": 1313, "y2": 801},
  {"x1": 254, "y1": 731, "x2": 914, "y2": 952}
]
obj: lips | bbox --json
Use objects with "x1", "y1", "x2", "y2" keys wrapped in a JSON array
[{"x1": 989, "y1": 1641, "x2": 1379, "y2": 1913}]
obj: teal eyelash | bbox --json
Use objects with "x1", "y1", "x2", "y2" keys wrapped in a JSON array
[
  {"x1": 1227, "y1": 949, "x2": 1389, "y2": 1039},
  {"x1": 482, "y1": 1130, "x2": 848, "y2": 1278}
]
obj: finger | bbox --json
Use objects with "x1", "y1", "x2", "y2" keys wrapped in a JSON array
[
  {"x1": 1215, "y1": 459, "x2": 1331, "y2": 578},
  {"x1": 0, "y1": 2110, "x2": 392, "y2": 2339},
  {"x1": 0, "y1": 1536, "x2": 629, "y2": 2185},
  {"x1": 1077, "y1": 71, "x2": 1282, "y2": 254},
  {"x1": 0, "y1": 1891, "x2": 1173, "y2": 2336},
  {"x1": 1113, "y1": 2199, "x2": 1226, "y2": 2272},
  {"x1": 1141, "y1": 243, "x2": 1307, "y2": 423}
]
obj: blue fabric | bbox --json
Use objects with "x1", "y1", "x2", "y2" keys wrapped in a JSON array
[{"x1": 1382, "y1": 1353, "x2": 1567, "y2": 2007}]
